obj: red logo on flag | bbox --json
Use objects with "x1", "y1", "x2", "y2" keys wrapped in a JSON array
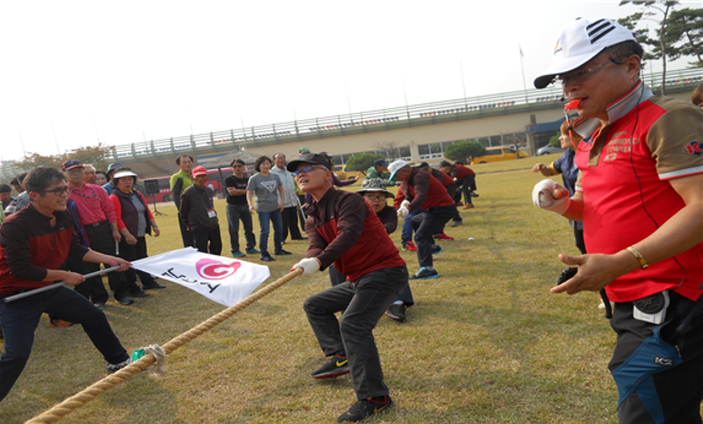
[{"x1": 195, "y1": 258, "x2": 242, "y2": 280}]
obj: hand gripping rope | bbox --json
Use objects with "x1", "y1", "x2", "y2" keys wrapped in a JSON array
[{"x1": 24, "y1": 268, "x2": 304, "y2": 424}]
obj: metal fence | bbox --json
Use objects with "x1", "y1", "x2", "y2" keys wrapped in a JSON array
[{"x1": 2, "y1": 67, "x2": 701, "y2": 180}]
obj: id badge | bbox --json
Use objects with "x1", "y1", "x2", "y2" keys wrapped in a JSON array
[
  {"x1": 633, "y1": 290, "x2": 669, "y2": 325},
  {"x1": 207, "y1": 209, "x2": 217, "y2": 218}
]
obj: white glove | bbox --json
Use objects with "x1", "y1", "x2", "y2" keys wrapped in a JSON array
[
  {"x1": 397, "y1": 206, "x2": 409, "y2": 218},
  {"x1": 291, "y1": 257, "x2": 320, "y2": 276},
  {"x1": 400, "y1": 200, "x2": 410, "y2": 208},
  {"x1": 531, "y1": 179, "x2": 571, "y2": 215}
]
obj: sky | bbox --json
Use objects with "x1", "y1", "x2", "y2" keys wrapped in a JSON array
[{"x1": 1, "y1": 0, "x2": 701, "y2": 162}]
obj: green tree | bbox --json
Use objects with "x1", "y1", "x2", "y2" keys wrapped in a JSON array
[
  {"x1": 665, "y1": 8, "x2": 703, "y2": 67},
  {"x1": 345, "y1": 153, "x2": 385, "y2": 172},
  {"x1": 549, "y1": 130, "x2": 562, "y2": 148},
  {"x1": 444, "y1": 141, "x2": 487, "y2": 163},
  {"x1": 619, "y1": 1, "x2": 681, "y2": 95},
  {"x1": 14, "y1": 143, "x2": 114, "y2": 172}
]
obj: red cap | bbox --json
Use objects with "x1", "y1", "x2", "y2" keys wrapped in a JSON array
[{"x1": 191, "y1": 166, "x2": 208, "y2": 177}]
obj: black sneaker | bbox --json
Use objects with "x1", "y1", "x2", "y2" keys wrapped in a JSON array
[
  {"x1": 246, "y1": 248, "x2": 260, "y2": 254},
  {"x1": 410, "y1": 267, "x2": 440, "y2": 280},
  {"x1": 337, "y1": 396, "x2": 393, "y2": 423},
  {"x1": 130, "y1": 290, "x2": 150, "y2": 298},
  {"x1": 260, "y1": 254, "x2": 276, "y2": 262},
  {"x1": 312, "y1": 354, "x2": 350, "y2": 379},
  {"x1": 107, "y1": 357, "x2": 134, "y2": 373},
  {"x1": 431, "y1": 244, "x2": 443, "y2": 255},
  {"x1": 116, "y1": 296, "x2": 135, "y2": 305},
  {"x1": 274, "y1": 249, "x2": 292, "y2": 255},
  {"x1": 385, "y1": 303, "x2": 407, "y2": 322},
  {"x1": 142, "y1": 282, "x2": 166, "y2": 289}
]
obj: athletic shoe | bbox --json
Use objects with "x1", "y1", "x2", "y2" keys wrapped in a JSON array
[
  {"x1": 49, "y1": 319, "x2": 74, "y2": 328},
  {"x1": 107, "y1": 357, "x2": 134, "y2": 373},
  {"x1": 385, "y1": 304, "x2": 407, "y2": 322},
  {"x1": 457, "y1": 201, "x2": 464, "y2": 206},
  {"x1": 117, "y1": 296, "x2": 135, "y2": 305},
  {"x1": 142, "y1": 282, "x2": 166, "y2": 289},
  {"x1": 232, "y1": 251, "x2": 246, "y2": 258},
  {"x1": 93, "y1": 302, "x2": 106, "y2": 310},
  {"x1": 312, "y1": 354, "x2": 350, "y2": 379},
  {"x1": 246, "y1": 248, "x2": 260, "y2": 254},
  {"x1": 435, "y1": 232, "x2": 454, "y2": 240},
  {"x1": 337, "y1": 396, "x2": 393, "y2": 423},
  {"x1": 451, "y1": 220, "x2": 463, "y2": 227},
  {"x1": 274, "y1": 250, "x2": 292, "y2": 255},
  {"x1": 463, "y1": 204, "x2": 474, "y2": 209},
  {"x1": 401, "y1": 241, "x2": 417, "y2": 252},
  {"x1": 130, "y1": 290, "x2": 150, "y2": 298},
  {"x1": 260, "y1": 254, "x2": 276, "y2": 262},
  {"x1": 431, "y1": 245, "x2": 443, "y2": 255},
  {"x1": 410, "y1": 267, "x2": 440, "y2": 280},
  {"x1": 470, "y1": 192, "x2": 479, "y2": 197}
]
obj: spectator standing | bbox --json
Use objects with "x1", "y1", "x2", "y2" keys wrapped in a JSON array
[
  {"x1": 83, "y1": 164, "x2": 97, "y2": 185},
  {"x1": 10, "y1": 173, "x2": 29, "y2": 212},
  {"x1": 0, "y1": 184, "x2": 15, "y2": 212},
  {"x1": 289, "y1": 154, "x2": 408, "y2": 422},
  {"x1": 0, "y1": 167, "x2": 133, "y2": 402},
  {"x1": 271, "y1": 152, "x2": 307, "y2": 242},
  {"x1": 180, "y1": 166, "x2": 222, "y2": 255},
  {"x1": 64, "y1": 159, "x2": 137, "y2": 306},
  {"x1": 246, "y1": 156, "x2": 290, "y2": 261},
  {"x1": 532, "y1": 17, "x2": 703, "y2": 422},
  {"x1": 109, "y1": 169, "x2": 166, "y2": 292},
  {"x1": 224, "y1": 159, "x2": 257, "y2": 257},
  {"x1": 693, "y1": 83, "x2": 703, "y2": 108},
  {"x1": 389, "y1": 160, "x2": 457, "y2": 280},
  {"x1": 101, "y1": 162, "x2": 123, "y2": 196},
  {"x1": 95, "y1": 170, "x2": 108, "y2": 186},
  {"x1": 169, "y1": 155, "x2": 195, "y2": 248}
]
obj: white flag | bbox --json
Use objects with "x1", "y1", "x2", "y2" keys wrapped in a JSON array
[{"x1": 131, "y1": 248, "x2": 270, "y2": 307}]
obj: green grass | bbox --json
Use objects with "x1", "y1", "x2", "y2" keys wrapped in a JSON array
[{"x1": 0, "y1": 155, "x2": 620, "y2": 423}]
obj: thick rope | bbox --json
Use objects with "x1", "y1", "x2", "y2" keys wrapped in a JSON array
[{"x1": 25, "y1": 268, "x2": 303, "y2": 424}]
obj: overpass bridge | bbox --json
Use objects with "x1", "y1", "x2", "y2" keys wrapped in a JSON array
[{"x1": 2, "y1": 67, "x2": 701, "y2": 180}]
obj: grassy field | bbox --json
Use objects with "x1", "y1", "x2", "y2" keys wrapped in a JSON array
[{"x1": 0, "y1": 155, "x2": 621, "y2": 424}]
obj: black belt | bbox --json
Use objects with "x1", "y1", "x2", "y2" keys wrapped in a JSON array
[{"x1": 86, "y1": 220, "x2": 109, "y2": 228}]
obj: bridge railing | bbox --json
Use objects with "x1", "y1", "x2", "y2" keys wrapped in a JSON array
[{"x1": 112, "y1": 66, "x2": 702, "y2": 160}]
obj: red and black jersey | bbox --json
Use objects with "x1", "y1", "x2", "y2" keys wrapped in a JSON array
[
  {"x1": 0, "y1": 204, "x2": 88, "y2": 295},
  {"x1": 400, "y1": 168, "x2": 455, "y2": 211},
  {"x1": 304, "y1": 187, "x2": 405, "y2": 282},
  {"x1": 450, "y1": 164, "x2": 475, "y2": 179}
]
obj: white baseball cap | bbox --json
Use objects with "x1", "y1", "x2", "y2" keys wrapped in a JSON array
[
  {"x1": 534, "y1": 18, "x2": 635, "y2": 89},
  {"x1": 388, "y1": 160, "x2": 408, "y2": 181}
]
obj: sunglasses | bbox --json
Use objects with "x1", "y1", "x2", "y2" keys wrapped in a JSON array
[
  {"x1": 363, "y1": 194, "x2": 386, "y2": 201},
  {"x1": 40, "y1": 185, "x2": 70, "y2": 196},
  {"x1": 293, "y1": 165, "x2": 327, "y2": 176}
]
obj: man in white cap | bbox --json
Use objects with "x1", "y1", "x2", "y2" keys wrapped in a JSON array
[
  {"x1": 532, "y1": 17, "x2": 703, "y2": 423},
  {"x1": 388, "y1": 159, "x2": 456, "y2": 280}
]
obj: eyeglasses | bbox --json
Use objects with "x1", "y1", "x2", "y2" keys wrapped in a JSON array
[
  {"x1": 232, "y1": 164, "x2": 244, "y2": 168},
  {"x1": 293, "y1": 165, "x2": 327, "y2": 176},
  {"x1": 40, "y1": 185, "x2": 70, "y2": 196},
  {"x1": 363, "y1": 194, "x2": 386, "y2": 201},
  {"x1": 555, "y1": 58, "x2": 619, "y2": 87}
]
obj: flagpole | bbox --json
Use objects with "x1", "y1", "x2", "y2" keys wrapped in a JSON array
[
  {"x1": 4, "y1": 266, "x2": 121, "y2": 303},
  {"x1": 519, "y1": 44, "x2": 528, "y2": 105}
]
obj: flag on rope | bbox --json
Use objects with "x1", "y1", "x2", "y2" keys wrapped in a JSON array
[{"x1": 131, "y1": 248, "x2": 270, "y2": 307}]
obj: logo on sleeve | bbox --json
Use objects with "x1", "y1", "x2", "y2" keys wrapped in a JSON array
[{"x1": 683, "y1": 141, "x2": 702, "y2": 156}]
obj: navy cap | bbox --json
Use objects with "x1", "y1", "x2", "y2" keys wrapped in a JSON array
[
  {"x1": 62, "y1": 160, "x2": 84, "y2": 171},
  {"x1": 374, "y1": 159, "x2": 388, "y2": 167}
]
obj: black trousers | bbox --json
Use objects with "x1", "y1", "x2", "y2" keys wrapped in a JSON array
[
  {"x1": 0, "y1": 287, "x2": 129, "y2": 401},
  {"x1": 192, "y1": 225, "x2": 222, "y2": 255},
  {"x1": 281, "y1": 206, "x2": 303, "y2": 241},
  {"x1": 82, "y1": 223, "x2": 130, "y2": 301},
  {"x1": 304, "y1": 266, "x2": 408, "y2": 400},
  {"x1": 411, "y1": 206, "x2": 456, "y2": 268},
  {"x1": 178, "y1": 212, "x2": 195, "y2": 248},
  {"x1": 118, "y1": 236, "x2": 159, "y2": 291}
]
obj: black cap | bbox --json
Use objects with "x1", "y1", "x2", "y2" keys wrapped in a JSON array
[
  {"x1": 416, "y1": 162, "x2": 430, "y2": 169},
  {"x1": 286, "y1": 153, "x2": 332, "y2": 172},
  {"x1": 439, "y1": 160, "x2": 452, "y2": 168}
]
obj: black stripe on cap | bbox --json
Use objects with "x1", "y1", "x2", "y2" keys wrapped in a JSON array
[{"x1": 586, "y1": 19, "x2": 616, "y2": 44}]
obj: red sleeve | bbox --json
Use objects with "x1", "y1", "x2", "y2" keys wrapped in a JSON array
[
  {"x1": 109, "y1": 195, "x2": 126, "y2": 231},
  {"x1": 96, "y1": 184, "x2": 117, "y2": 223}
]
